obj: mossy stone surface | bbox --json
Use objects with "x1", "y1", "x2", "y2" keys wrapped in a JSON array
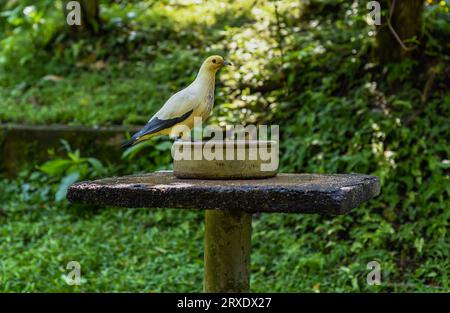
[{"x1": 67, "y1": 171, "x2": 380, "y2": 214}]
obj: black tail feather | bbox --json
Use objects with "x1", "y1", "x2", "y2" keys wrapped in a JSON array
[
  {"x1": 121, "y1": 110, "x2": 193, "y2": 149},
  {"x1": 121, "y1": 139, "x2": 135, "y2": 149}
]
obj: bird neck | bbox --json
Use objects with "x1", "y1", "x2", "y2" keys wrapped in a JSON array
[{"x1": 193, "y1": 66, "x2": 217, "y2": 92}]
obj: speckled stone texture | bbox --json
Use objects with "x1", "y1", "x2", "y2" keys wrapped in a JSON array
[{"x1": 67, "y1": 171, "x2": 380, "y2": 214}]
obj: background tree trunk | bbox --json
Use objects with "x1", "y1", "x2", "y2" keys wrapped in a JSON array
[
  {"x1": 376, "y1": 0, "x2": 424, "y2": 63},
  {"x1": 64, "y1": 0, "x2": 101, "y2": 36}
]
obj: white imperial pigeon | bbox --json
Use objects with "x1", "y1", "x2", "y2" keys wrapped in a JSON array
[{"x1": 122, "y1": 55, "x2": 232, "y2": 148}]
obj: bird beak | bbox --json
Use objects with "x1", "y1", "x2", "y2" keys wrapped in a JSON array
[{"x1": 223, "y1": 60, "x2": 233, "y2": 66}]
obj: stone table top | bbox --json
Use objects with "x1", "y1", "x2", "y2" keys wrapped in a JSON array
[{"x1": 67, "y1": 171, "x2": 380, "y2": 214}]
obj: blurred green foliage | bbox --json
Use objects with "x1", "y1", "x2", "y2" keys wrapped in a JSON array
[
  {"x1": 38, "y1": 140, "x2": 108, "y2": 201},
  {"x1": 0, "y1": 0, "x2": 449, "y2": 292}
]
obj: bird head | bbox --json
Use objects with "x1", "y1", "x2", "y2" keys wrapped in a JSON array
[{"x1": 201, "y1": 55, "x2": 233, "y2": 72}]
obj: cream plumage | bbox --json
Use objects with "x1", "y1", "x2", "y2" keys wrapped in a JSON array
[{"x1": 122, "y1": 55, "x2": 231, "y2": 148}]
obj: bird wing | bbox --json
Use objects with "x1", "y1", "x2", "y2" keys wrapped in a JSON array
[
  {"x1": 122, "y1": 89, "x2": 197, "y2": 148},
  {"x1": 153, "y1": 89, "x2": 197, "y2": 121}
]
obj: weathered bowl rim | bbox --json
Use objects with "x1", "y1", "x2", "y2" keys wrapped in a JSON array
[{"x1": 172, "y1": 140, "x2": 279, "y2": 179}]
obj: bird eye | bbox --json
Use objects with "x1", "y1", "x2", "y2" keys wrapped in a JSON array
[{"x1": 212, "y1": 59, "x2": 216, "y2": 63}]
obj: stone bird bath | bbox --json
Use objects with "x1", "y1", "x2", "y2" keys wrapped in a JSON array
[{"x1": 67, "y1": 170, "x2": 380, "y2": 292}]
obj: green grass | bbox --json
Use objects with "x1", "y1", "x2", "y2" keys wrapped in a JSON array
[{"x1": 0, "y1": 199, "x2": 205, "y2": 292}]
